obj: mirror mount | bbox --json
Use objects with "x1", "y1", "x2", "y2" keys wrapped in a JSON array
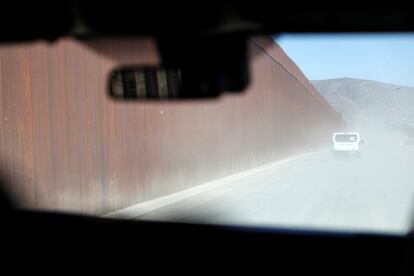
[{"x1": 157, "y1": 35, "x2": 250, "y2": 97}]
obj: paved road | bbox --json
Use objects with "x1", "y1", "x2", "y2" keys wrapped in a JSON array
[{"x1": 136, "y1": 133, "x2": 414, "y2": 234}]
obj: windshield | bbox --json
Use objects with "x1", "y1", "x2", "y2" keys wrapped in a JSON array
[
  {"x1": 334, "y1": 134, "x2": 358, "y2": 142},
  {"x1": 1, "y1": 34, "x2": 414, "y2": 236}
]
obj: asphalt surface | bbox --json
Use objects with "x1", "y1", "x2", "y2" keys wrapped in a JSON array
[{"x1": 135, "y1": 133, "x2": 414, "y2": 235}]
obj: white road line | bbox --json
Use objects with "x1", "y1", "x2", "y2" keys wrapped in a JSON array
[{"x1": 103, "y1": 149, "x2": 328, "y2": 219}]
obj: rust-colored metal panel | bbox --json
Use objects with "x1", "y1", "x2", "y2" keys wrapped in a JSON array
[{"x1": 0, "y1": 36, "x2": 342, "y2": 215}]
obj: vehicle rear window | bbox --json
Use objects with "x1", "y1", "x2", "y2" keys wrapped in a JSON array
[{"x1": 335, "y1": 134, "x2": 358, "y2": 142}]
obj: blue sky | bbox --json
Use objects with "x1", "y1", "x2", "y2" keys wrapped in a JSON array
[{"x1": 274, "y1": 33, "x2": 414, "y2": 87}]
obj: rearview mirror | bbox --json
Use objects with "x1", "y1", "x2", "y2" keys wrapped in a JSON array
[
  {"x1": 109, "y1": 36, "x2": 250, "y2": 100},
  {"x1": 110, "y1": 67, "x2": 182, "y2": 99},
  {"x1": 109, "y1": 65, "x2": 248, "y2": 100}
]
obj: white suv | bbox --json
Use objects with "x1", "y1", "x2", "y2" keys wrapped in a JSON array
[{"x1": 332, "y1": 132, "x2": 362, "y2": 153}]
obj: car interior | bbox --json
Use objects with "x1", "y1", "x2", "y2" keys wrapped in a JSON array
[{"x1": 1, "y1": 1, "x2": 414, "y2": 274}]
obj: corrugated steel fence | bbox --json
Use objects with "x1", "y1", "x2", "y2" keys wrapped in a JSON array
[{"x1": 0, "y1": 36, "x2": 342, "y2": 215}]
